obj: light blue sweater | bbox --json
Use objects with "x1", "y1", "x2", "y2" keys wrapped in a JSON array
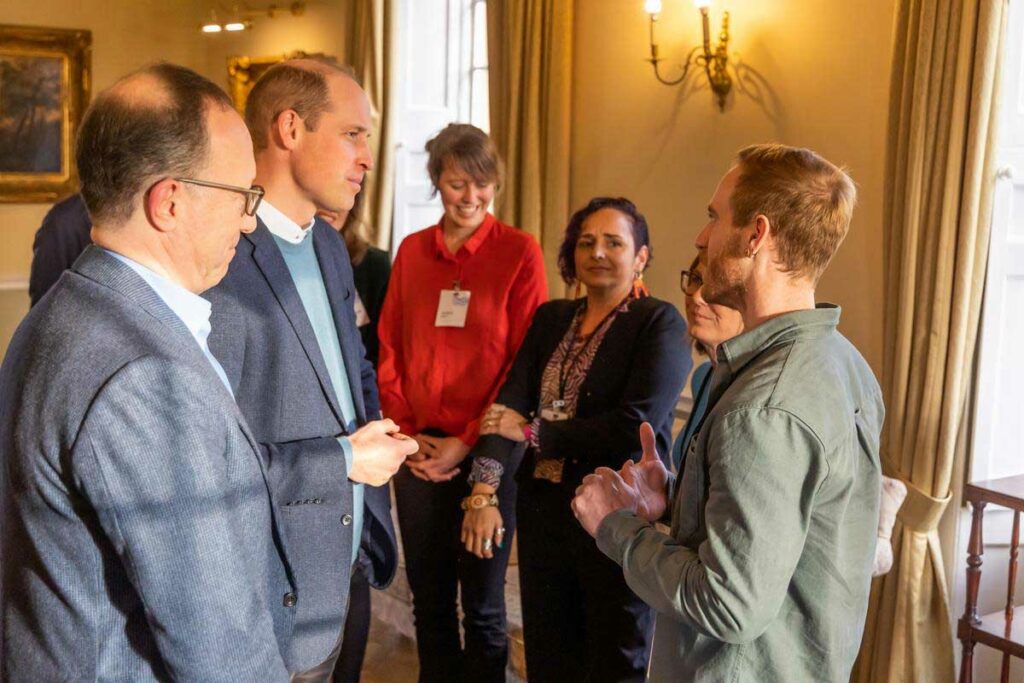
[{"x1": 273, "y1": 233, "x2": 363, "y2": 566}]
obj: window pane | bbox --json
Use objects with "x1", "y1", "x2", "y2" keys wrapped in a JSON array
[
  {"x1": 473, "y1": 1, "x2": 488, "y2": 68},
  {"x1": 472, "y1": 69, "x2": 490, "y2": 132}
]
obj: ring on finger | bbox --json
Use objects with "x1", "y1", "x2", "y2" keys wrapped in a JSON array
[{"x1": 483, "y1": 539, "x2": 493, "y2": 551}]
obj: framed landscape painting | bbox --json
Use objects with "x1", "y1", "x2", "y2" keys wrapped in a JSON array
[
  {"x1": 227, "y1": 50, "x2": 330, "y2": 113},
  {"x1": 0, "y1": 24, "x2": 91, "y2": 203}
]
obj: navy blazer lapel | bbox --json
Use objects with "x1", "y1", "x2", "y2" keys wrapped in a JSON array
[
  {"x1": 312, "y1": 220, "x2": 367, "y2": 424},
  {"x1": 244, "y1": 220, "x2": 345, "y2": 423}
]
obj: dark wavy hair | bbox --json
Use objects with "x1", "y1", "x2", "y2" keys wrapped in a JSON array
[{"x1": 556, "y1": 197, "x2": 652, "y2": 285}]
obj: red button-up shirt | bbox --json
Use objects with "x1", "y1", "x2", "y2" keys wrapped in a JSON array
[{"x1": 377, "y1": 213, "x2": 548, "y2": 446}]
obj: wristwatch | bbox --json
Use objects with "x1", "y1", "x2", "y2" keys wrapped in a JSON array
[{"x1": 461, "y1": 493, "x2": 499, "y2": 511}]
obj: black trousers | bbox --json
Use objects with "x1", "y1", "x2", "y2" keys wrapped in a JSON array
[
  {"x1": 332, "y1": 564, "x2": 371, "y2": 683},
  {"x1": 517, "y1": 475, "x2": 653, "y2": 683},
  {"x1": 393, "y1": 455, "x2": 518, "y2": 683}
]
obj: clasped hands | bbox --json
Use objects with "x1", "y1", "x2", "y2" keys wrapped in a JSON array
[
  {"x1": 405, "y1": 402, "x2": 528, "y2": 483},
  {"x1": 571, "y1": 422, "x2": 670, "y2": 537}
]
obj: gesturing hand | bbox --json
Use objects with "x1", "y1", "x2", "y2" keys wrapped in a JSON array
[
  {"x1": 619, "y1": 422, "x2": 669, "y2": 523},
  {"x1": 572, "y1": 467, "x2": 638, "y2": 538},
  {"x1": 348, "y1": 419, "x2": 418, "y2": 486},
  {"x1": 571, "y1": 422, "x2": 670, "y2": 537}
]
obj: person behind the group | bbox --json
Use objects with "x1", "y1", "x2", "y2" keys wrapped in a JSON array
[
  {"x1": 317, "y1": 191, "x2": 391, "y2": 683},
  {"x1": 204, "y1": 58, "x2": 416, "y2": 682},
  {"x1": 462, "y1": 197, "x2": 690, "y2": 683},
  {"x1": 572, "y1": 144, "x2": 884, "y2": 683},
  {"x1": 28, "y1": 192, "x2": 92, "y2": 306},
  {"x1": 376, "y1": 123, "x2": 548, "y2": 682},
  {"x1": 318, "y1": 189, "x2": 390, "y2": 367},
  {"x1": 671, "y1": 252, "x2": 743, "y2": 472},
  {"x1": 1, "y1": 62, "x2": 300, "y2": 680}
]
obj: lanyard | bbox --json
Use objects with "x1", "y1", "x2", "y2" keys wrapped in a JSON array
[{"x1": 556, "y1": 296, "x2": 629, "y2": 402}]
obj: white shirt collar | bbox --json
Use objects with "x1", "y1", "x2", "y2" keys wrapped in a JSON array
[
  {"x1": 257, "y1": 199, "x2": 315, "y2": 245},
  {"x1": 102, "y1": 249, "x2": 214, "y2": 349}
]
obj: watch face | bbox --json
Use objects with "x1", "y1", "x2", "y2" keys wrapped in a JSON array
[{"x1": 471, "y1": 496, "x2": 486, "y2": 509}]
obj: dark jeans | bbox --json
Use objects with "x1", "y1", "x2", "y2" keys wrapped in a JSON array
[
  {"x1": 393, "y1": 452, "x2": 517, "y2": 683},
  {"x1": 517, "y1": 475, "x2": 653, "y2": 683},
  {"x1": 332, "y1": 564, "x2": 370, "y2": 683}
]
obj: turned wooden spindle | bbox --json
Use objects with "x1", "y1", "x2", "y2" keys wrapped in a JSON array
[
  {"x1": 959, "y1": 500, "x2": 987, "y2": 683},
  {"x1": 1000, "y1": 511, "x2": 1020, "y2": 683},
  {"x1": 965, "y1": 501, "x2": 987, "y2": 626}
]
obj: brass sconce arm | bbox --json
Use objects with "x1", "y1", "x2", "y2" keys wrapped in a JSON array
[{"x1": 645, "y1": 6, "x2": 733, "y2": 111}]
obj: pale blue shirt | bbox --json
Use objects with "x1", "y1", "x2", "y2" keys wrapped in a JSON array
[
  {"x1": 258, "y1": 201, "x2": 363, "y2": 565},
  {"x1": 104, "y1": 249, "x2": 233, "y2": 396}
]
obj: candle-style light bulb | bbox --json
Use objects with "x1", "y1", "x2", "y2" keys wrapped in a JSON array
[
  {"x1": 693, "y1": 0, "x2": 712, "y2": 8},
  {"x1": 645, "y1": 0, "x2": 663, "y2": 15}
]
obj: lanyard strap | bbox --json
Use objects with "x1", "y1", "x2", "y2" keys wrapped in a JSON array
[{"x1": 556, "y1": 296, "x2": 629, "y2": 400}]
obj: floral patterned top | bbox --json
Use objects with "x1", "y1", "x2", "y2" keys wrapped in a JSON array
[{"x1": 469, "y1": 295, "x2": 634, "y2": 489}]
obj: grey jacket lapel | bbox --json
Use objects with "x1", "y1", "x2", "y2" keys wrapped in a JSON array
[
  {"x1": 74, "y1": 245, "x2": 298, "y2": 585},
  {"x1": 74, "y1": 246, "x2": 199, "y2": 351},
  {"x1": 244, "y1": 220, "x2": 345, "y2": 423}
]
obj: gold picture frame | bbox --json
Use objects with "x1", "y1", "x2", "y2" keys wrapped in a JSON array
[
  {"x1": 0, "y1": 24, "x2": 91, "y2": 203},
  {"x1": 226, "y1": 50, "x2": 331, "y2": 113}
]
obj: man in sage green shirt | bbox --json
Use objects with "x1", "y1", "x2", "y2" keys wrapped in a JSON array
[{"x1": 573, "y1": 144, "x2": 883, "y2": 682}]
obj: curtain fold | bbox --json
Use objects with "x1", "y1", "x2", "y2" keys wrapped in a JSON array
[
  {"x1": 852, "y1": 0, "x2": 1007, "y2": 680},
  {"x1": 345, "y1": 0, "x2": 396, "y2": 251},
  {"x1": 487, "y1": 0, "x2": 574, "y2": 293}
]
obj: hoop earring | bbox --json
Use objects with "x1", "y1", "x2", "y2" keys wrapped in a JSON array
[{"x1": 632, "y1": 272, "x2": 650, "y2": 299}]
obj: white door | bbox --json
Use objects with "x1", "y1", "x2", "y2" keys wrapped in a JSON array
[
  {"x1": 391, "y1": 0, "x2": 485, "y2": 253},
  {"x1": 970, "y1": 2, "x2": 1024, "y2": 483},
  {"x1": 952, "y1": 4, "x2": 1024, "y2": 677}
]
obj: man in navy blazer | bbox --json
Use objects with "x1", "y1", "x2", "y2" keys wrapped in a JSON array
[
  {"x1": 2, "y1": 63, "x2": 306, "y2": 681},
  {"x1": 206, "y1": 58, "x2": 407, "y2": 681},
  {"x1": 28, "y1": 192, "x2": 93, "y2": 306}
]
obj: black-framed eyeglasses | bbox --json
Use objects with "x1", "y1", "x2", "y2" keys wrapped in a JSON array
[
  {"x1": 174, "y1": 177, "x2": 266, "y2": 217},
  {"x1": 680, "y1": 269, "x2": 703, "y2": 297}
]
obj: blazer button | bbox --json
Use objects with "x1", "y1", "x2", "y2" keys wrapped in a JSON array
[
  {"x1": 342, "y1": 514, "x2": 353, "y2": 526},
  {"x1": 283, "y1": 592, "x2": 297, "y2": 608}
]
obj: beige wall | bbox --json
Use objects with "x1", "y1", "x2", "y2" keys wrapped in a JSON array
[
  {"x1": 200, "y1": 2, "x2": 348, "y2": 98},
  {"x1": 0, "y1": 2, "x2": 346, "y2": 356},
  {"x1": 571, "y1": 0, "x2": 896, "y2": 375}
]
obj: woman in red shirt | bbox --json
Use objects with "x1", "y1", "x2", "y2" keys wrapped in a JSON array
[{"x1": 376, "y1": 123, "x2": 547, "y2": 683}]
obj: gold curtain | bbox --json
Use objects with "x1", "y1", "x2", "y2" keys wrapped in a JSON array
[
  {"x1": 853, "y1": 0, "x2": 1007, "y2": 680},
  {"x1": 487, "y1": 0, "x2": 574, "y2": 291},
  {"x1": 345, "y1": 0, "x2": 396, "y2": 250}
]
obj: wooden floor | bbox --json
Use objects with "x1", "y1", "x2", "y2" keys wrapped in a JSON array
[
  {"x1": 359, "y1": 614, "x2": 421, "y2": 683},
  {"x1": 359, "y1": 612, "x2": 524, "y2": 683}
]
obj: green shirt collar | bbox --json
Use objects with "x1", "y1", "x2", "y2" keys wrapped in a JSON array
[{"x1": 716, "y1": 303, "x2": 842, "y2": 380}]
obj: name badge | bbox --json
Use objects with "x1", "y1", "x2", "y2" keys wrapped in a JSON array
[
  {"x1": 540, "y1": 400, "x2": 570, "y2": 422},
  {"x1": 435, "y1": 289, "x2": 471, "y2": 327},
  {"x1": 353, "y1": 292, "x2": 370, "y2": 327}
]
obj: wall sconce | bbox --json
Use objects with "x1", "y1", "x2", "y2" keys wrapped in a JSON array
[
  {"x1": 200, "y1": 2, "x2": 306, "y2": 34},
  {"x1": 644, "y1": 0, "x2": 733, "y2": 111}
]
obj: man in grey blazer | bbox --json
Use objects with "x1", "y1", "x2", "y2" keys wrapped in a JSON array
[
  {"x1": 0, "y1": 63, "x2": 412, "y2": 681},
  {"x1": 205, "y1": 59, "x2": 402, "y2": 681}
]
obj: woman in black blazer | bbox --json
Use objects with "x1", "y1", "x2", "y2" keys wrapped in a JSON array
[{"x1": 460, "y1": 197, "x2": 690, "y2": 682}]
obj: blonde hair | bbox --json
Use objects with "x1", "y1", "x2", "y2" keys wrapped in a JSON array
[{"x1": 731, "y1": 143, "x2": 857, "y2": 282}]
